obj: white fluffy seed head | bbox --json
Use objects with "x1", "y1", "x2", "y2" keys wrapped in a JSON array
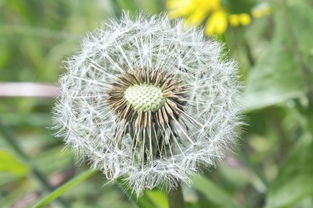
[{"x1": 52, "y1": 13, "x2": 241, "y2": 195}]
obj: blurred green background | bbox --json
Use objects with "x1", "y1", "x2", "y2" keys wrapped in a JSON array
[{"x1": 1, "y1": 0, "x2": 313, "y2": 207}]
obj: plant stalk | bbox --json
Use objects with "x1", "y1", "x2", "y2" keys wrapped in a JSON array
[
  {"x1": 0, "y1": 121, "x2": 69, "y2": 208},
  {"x1": 168, "y1": 183, "x2": 185, "y2": 208}
]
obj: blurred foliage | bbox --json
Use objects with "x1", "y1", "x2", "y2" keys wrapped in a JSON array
[{"x1": 0, "y1": 0, "x2": 313, "y2": 208}]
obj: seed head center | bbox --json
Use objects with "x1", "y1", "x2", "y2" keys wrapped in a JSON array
[{"x1": 124, "y1": 84, "x2": 166, "y2": 112}]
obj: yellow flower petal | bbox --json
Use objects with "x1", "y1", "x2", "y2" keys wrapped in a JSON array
[
  {"x1": 168, "y1": 9, "x2": 191, "y2": 19},
  {"x1": 167, "y1": 0, "x2": 194, "y2": 18},
  {"x1": 166, "y1": 0, "x2": 191, "y2": 9},
  {"x1": 239, "y1": 13, "x2": 251, "y2": 25},
  {"x1": 205, "y1": 9, "x2": 228, "y2": 36},
  {"x1": 229, "y1": 15, "x2": 240, "y2": 27},
  {"x1": 183, "y1": 9, "x2": 208, "y2": 27},
  {"x1": 167, "y1": 0, "x2": 221, "y2": 20},
  {"x1": 194, "y1": 0, "x2": 221, "y2": 11},
  {"x1": 167, "y1": 0, "x2": 252, "y2": 36}
]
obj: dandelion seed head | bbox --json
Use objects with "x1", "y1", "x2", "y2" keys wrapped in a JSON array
[
  {"x1": 53, "y1": 13, "x2": 241, "y2": 195},
  {"x1": 124, "y1": 84, "x2": 165, "y2": 112}
]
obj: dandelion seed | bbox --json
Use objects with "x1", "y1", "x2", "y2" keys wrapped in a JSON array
[{"x1": 53, "y1": 13, "x2": 241, "y2": 195}]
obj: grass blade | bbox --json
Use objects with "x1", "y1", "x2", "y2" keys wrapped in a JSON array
[
  {"x1": 32, "y1": 169, "x2": 97, "y2": 208},
  {"x1": 192, "y1": 175, "x2": 241, "y2": 208}
]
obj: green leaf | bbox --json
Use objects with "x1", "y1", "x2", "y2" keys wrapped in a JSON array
[
  {"x1": 192, "y1": 175, "x2": 240, "y2": 208},
  {"x1": 145, "y1": 189, "x2": 168, "y2": 208},
  {"x1": 266, "y1": 135, "x2": 313, "y2": 208},
  {"x1": 117, "y1": 181, "x2": 158, "y2": 208},
  {"x1": 242, "y1": 0, "x2": 313, "y2": 112},
  {"x1": 32, "y1": 169, "x2": 97, "y2": 208},
  {"x1": 287, "y1": 0, "x2": 313, "y2": 58},
  {"x1": 0, "y1": 150, "x2": 29, "y2": 176}
]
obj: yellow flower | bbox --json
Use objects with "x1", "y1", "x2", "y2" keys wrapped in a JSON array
[
  {"x1": 167, "y1": 0, "x2": 221, "y2": 27},
  {"x1": 205, "y1": 9, "x2": 228, "y2": 36},
  {"x1": 229, "y1": 13, "x2": 251, "y2": 27},
  {"x1": 167, "y1": 0, "x2": 254, "y2": 36}
]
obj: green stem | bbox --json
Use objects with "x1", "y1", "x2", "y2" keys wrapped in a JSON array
[
  {"x1": 0, "y1": 121, "x2": 69, "y2": 208},
  {"x1": 240, "y1": 28, "x2": 255, "y2": 67},
  {"x1": 243, "y1": 38, "x2": 255, "y2": 67},
  {"x1": 110, "y1": 0, "x2": 122, "y2": 18},
  {"x1": 33, "y1": 169, "x2": 97, "y2": 208},
  {"x1": 168, "y1": 183, "x2": 185, "y2": 208}
]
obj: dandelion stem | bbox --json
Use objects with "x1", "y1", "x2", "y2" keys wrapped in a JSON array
[{"x1": 168, "y1": 183, "x2": 185, "y2": 208}]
